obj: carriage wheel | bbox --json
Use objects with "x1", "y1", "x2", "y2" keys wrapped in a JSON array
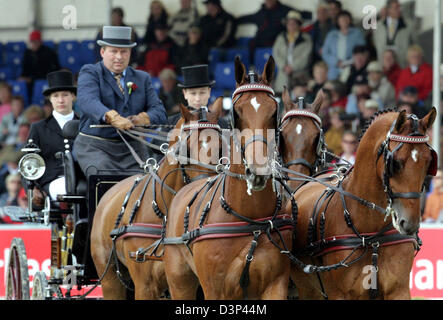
[
  {"x1": 31, "y1": 271, "x2": 48, "y2": 300},
  {"x1": 5, "y1": 238, "x2": 30, "y2": 300}
]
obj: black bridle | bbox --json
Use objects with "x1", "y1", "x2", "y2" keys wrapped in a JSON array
[
  {"x1": 376, "y1": 114, "x2": 436, "y2": 229},
  {"x1": 229, "y1": 80, "x2": 280, "y2": 172},
  {"x1": 175, "y1": 106, "x2": 225, "y2": 184},
  {"x1": 278, "y1": 98, "x2": 325, "y2": 176}
]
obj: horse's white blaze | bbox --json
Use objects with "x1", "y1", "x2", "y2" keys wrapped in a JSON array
[
  {"x1": 296, "y1": 124, "x2": 302, "y2": 135},
  {"x1": 251, "y1": 97, "x2": 261, "y2": 112},
  {"x1": 411, "y1": 149, "x2": 418, "y2": 162}
]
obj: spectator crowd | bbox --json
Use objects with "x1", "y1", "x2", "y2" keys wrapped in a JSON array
[{"x1": 0, "y1": 0, "x2": 442, "y2": 223}]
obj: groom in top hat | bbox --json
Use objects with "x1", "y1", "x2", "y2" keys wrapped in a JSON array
[
  {"x1": 74, "y1": 25, "x2": 167, "y2": 178},
  {"x1": 169, "y1": 64, "x2": 228, "y2": 128}
]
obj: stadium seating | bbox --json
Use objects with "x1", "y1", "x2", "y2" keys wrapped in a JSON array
[
  {"x1": 209, "y1": 88, "x2": 224, "y2": 105},
  {"x1": 226, "y1": 48, "x2": 250, "y2": 69},
  {"x1": 0, "y1": 66, "x2": 15, "y2": 81},
  {"x1": 208, "y1": 48, "x2": 222, "y2": 76},
  {"x1": 79, "y1": 40, "x2": 97, "y2": 65},
  {"x1": 253, "y1": 47, "x2": 273, "y2": 73},
  {"x1": 236, "y1": 37, "x2": 253, "y2": 48},
  {"x1": 43, "y1": 40, "x2": 56, "y2": 50},
  {"x1": 214, "y1": 62, "x2": 235, "y2": 91},
  {"x1": 31, "y1": 79, "x2": 49, "y2": 106},
  {"x1": 58, "y1": 40, "x2": 82, "y2": 73},
  {"x1": 150, "y1": 77, "x2": 161, "y2": 94},
  {"x1": 5, "y1": 41, "x2": 26, "y2": 55},
  {"x1": 5, "y1": 52, "x2": 23, "y2": 78},
  {"x1": 7, "y1": 80, "x2": 29, "y2": 106}
]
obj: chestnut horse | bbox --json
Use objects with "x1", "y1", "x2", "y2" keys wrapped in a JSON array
[
  {"x1": 287, "y1": 108, "x2": 437, "y2": 299},
  {"x1": 90, "y1": 100, "x2": 224, "y2": 300},
  {"x1": 279, "y1": 88, "x2": 325, "y2": 191},
  {"x1": 163, "y1": 56, "x2": 293, "y2": 299}
]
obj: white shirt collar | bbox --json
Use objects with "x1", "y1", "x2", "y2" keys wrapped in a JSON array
[{"x1": 52, "y1": 110, "x2": 74, "y2": 130}]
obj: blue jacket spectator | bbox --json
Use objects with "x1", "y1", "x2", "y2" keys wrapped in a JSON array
[{"x1": 322, "y1": 10, "x2": 365, "y2": 80}]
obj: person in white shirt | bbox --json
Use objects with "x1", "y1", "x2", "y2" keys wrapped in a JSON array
[{"x1": 27, "y1": 70, "x2": 78, "y2": 206}]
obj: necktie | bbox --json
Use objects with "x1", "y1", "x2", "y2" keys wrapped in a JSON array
[
  {"x1": 114, "y1": 74, "x2": 125, "y2": 95},
  {"x1": 388, "y1": 22, "x2": 396, "y2": 40}
]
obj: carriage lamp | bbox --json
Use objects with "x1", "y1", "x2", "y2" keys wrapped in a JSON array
[{"x1": 18, "y1": 153, "x2": 46, "y2": 180}]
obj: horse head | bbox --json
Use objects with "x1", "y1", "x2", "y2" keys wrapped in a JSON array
[
  {"x1": 279, "y1": 88, "x2": 324, "y2": 188},
  {"x1": 231, "y1": 56, "x2": 278, "y2": 192},
  {"x1": 359, "y1": 107, "x2": 437, "y2": 235},
  {"x1": 166, "y1": 98, "x2": 224, "y2": 180}
]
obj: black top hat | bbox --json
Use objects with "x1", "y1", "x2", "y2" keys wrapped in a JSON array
[
  {"x1": 177, "y1": 65, "x2": 215, "y2": 89},
  {"x1": 203, "y1": 0, "x2": 221, "y2": 5},
  {"x1": 43, "y1": 70, "x2": 77, "y2": 96}
]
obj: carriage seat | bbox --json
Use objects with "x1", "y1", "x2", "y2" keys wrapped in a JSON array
[{"x1": 61, "y1": 120, "x2": 87, "y2": 196}]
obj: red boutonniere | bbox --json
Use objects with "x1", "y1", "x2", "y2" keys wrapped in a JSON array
[{"x1": 127, "y1": 82, "x2": 138, "y2": 95}]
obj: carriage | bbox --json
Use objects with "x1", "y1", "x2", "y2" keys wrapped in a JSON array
[{"x1": 2, "y1": 119, "x2": 138, "y2": 300}]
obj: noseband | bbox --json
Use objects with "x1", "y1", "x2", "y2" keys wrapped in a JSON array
[{"x1": 278, "y1": 98, "x2": 325, "y2": 175}]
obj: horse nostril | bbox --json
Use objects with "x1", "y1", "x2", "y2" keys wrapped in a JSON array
[{"x1": 245, "y1": 167, "x2": 253, "y2": 177}]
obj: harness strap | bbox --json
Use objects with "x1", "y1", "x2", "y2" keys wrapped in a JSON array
[
  {"x1": 239, "y1": 230, "x2": 261, "y2": 300},
  {"x1": 369, "y1": 243, "x2": 379, "y2": 300}
]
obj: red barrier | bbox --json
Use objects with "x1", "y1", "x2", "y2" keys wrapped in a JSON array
[
  {"x1": 0, "y1": 225, "x2": 102, "y2": 299},
  {"x1": 0, "y1": 224, "x2": 442, "y2": 299}
]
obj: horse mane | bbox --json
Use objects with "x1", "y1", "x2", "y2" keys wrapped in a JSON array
[{"x1": 358, "y1": 106, "x2": 398, "y2": 142}]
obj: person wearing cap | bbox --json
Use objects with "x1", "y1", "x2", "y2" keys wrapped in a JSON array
[
  {"x1": 272, "y1": 10, "x2": 312, "y2": 93},
  {"x1": 345, "y1": 74, "x2": 382, "y2": 115},
  {"x1": 339, "y1": 45, "x2": 370, "y2": 94},
  {"x1": 360, "y1": 98, "x2": 380, "y2": 125},
  {"x1": 367, "y1": 60, "x2": 396, "y2": 106},
  {"x1": 199, "y1": 0, "x2": 237, "y2": 49},
  {"x1": 322, "y1": 10, "x2": 366, "y2": 80},
  {"x1": 237, "y1": 0, "x2": 310, "y2": 63},
  {"x1": 95, "y1": 7, "x2": 139, "y2": 66},
  {"x1": 168, "y1": 64, "x2": 228, "y2": 128},
  {"x1": 19, "y1": 30, "x2": 60, "y2": 98},
  {"x1": 73, "y1": 25, "x2": 167, "y2": 179},
  {"x1": 26, "y1": 70, "x2": 79, "y2": 206}
]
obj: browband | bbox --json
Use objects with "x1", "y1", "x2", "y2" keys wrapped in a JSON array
[
  {"x1": 232, "y1": 84, "x2": 275, "y2": 99},
  {"x1": 280, "y1": 110, "x2": 322, "y2": 126}
]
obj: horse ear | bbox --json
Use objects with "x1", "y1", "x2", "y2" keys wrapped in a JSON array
[
  {"x1": 395, "y1": 110, "x2": 407, "y2": 132},
  {"x1": 309, "y1": 89, "x2": 324, "y2": 114},
  {"x1": 282, "y1": 86, "x2": 295, "y2": 112},
  {"x1": 235, "y1": 56, "x2": 247, "y2": 85},
  {"x1": 209, "y1": 96, "x2": 223, "y2": 121},
  {"x1": 180, "y1": 104, "x2": 192, "y2": 122},
  {"x1": 261, "y1": 55, "x2": 275, "y2": 85},
  {"x1": 420, "y1": 107, "x2": 437, "y2": 131}
]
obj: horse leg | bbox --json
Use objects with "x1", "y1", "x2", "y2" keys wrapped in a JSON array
[
  {"x1": 261, "y1": 274, "x2": 290, "y2": 300},
  {"x1": 126, "y1": 261, "x2": 168, "y2": 300},
  {"x1": 93, "y1": 255, "x2": 127, "y2": 300},
  {"x1": 164, "y1": 246, "x2": 199, "y2": 300}
]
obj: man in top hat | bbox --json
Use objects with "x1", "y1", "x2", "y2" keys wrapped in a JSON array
[
  {"x1": 73, "y1": 25, "x2": 167, "y2": 179},
  {"x1": 27, "y1": 70, "x2": 79, "y2": 206},
  {"x1": 169, "y1": 64, "x2": 228, "y2": 128}
]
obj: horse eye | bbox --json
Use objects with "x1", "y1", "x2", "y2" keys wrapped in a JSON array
[{"x1": 392, "y1": 159, "x2": 403, "y2": 175}]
